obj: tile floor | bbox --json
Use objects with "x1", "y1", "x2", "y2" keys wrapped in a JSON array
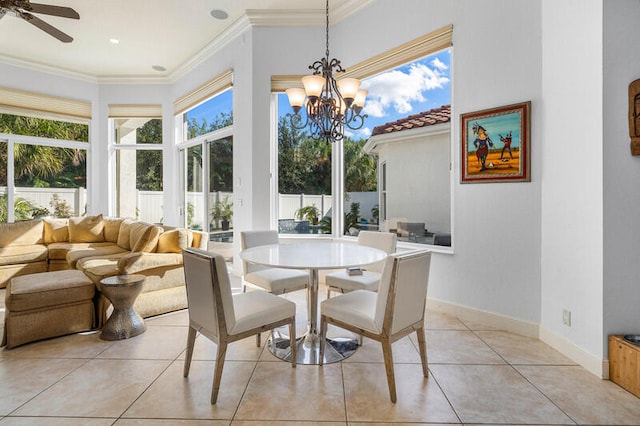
[{"x1": 1, "y1": 286, "x2": 640, "y2": 425}]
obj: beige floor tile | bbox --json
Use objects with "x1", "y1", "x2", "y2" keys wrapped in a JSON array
[
  {"x1": 235, "y1": 361, "x2": 346, "y2": 421},
  {"x1": 0, "y1": 358, "x2": 87, "y2": 415},
  {"x1": 176, "y1": 332, "x2": 265, "y2": 362},
  {"x1": 342, "y1": 362, "x2": 458, "y2": 423},
  {"x1": 145, "y1": 309, "x2": 190, "y2": 326},
  {"x1": 343, "y1": 335, "x2": 421, "y2": 364},
  {"x1": 123, "y1": 360, "x2": 255, "y2": 420},
  {"x1": 116, "y1": 420, "x2": 226, "y2": 426},
  {"x1": 0, "y1": 331, "x2": 112, "y2": 359},
  {"x1": 417, "y1": 330, "x2": 506, "y2": 364},
  {"x1": 475, "y1": 331, "x2": 576, "y2": 365},
  {"x1": 12, "y1": 359, "x2": 170, "y2": 418},
  {"x1": 0, "y1": 418, "x2": 115, "y2": 425},
  {"x1": 233, "y1": 422, "x2": 345, "y2": 426},
  {"x1": 97, "y1": 324, "x2": 188, "y2": 360},
  {"x1": 425, "y1": 310, "x2": 469, "y2": 330},
  {"x1": 517, "y1": 365, "x2": 640, "y2": 425},
  {"x1": 429, "y1": 364, "x2": 573, "y2": 424}
]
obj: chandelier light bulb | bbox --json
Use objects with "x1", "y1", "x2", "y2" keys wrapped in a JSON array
[
  {"x1": 286, "y1": 88, "x2": 306, "y2": 111},
  {"x1": 337, "y1": 78, "x2": 361, "y2": 104},
  {"x1": 302, "y1": 75, "x2": 325, "y2": 100}
]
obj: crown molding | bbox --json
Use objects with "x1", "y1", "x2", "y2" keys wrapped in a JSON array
[
  {"x1": 0, "y1": 54, "x2": 98, "y2": 84},
  {"x1": 1, "y1": 0, "x2": 375, "y2": 85}
]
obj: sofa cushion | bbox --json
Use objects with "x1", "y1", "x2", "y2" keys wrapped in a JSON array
[
  {"x1": 76, "y1": 255, "x2": 123, "y2": 284},
  {"x1": 47, "y1": 242, "x2": 118, "y2": 261},
  {"x1": 130, "y1": 222, "x2": 161, "y2": 253},
  {"x1": 66, "y1": 244, "x2": 128, "y2": 268},
  {"x1": 0, "y1": 220, "x2": 44, "y2": 247},
  {"x1": 0, "y1": 245, "x2": 48, "y2": 266},
  {"x1": 43, "y1": 218, "x2": 69, "y2": 244},
  {"x1": 69, "y1": 215, "x2": 105, "y2": 243},
  {"x1": 103, "y1": 217, "x2": 124, "y2": 243},
  {"x1": 7, "y1": 269, "x2": 94, "y2": 312},
  {"x1": 157, "y1": 228, "x2": 189, "y2": 253}
]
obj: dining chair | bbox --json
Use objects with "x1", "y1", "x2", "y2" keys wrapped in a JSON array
[
  {"x1": 182, "y1": 248, "x2": 296, "y2": 404},
  {"x1": 325, "y1": 230, "x2": 397, "y2": 298},
  {"x1": 319, "y1": 250, "x2": 431, "y2": 403}
]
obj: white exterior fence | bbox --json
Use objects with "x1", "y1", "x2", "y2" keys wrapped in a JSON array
[{"x1": 3, "y1": 187, "x2": 379, "y2": 225}]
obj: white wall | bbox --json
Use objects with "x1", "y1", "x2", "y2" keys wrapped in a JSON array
[
  {"x1": 334, "y1": 0, "x2": 543, "y2": 325},
  {"x1": 603, "y1": 0, "x2": 640, "y2": 355},
  {"x1": 540, "y1": 0, "x2": 604, "y2": 369}
]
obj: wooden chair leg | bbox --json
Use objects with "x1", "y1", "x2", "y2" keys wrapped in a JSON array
[
  {"x1": 289, "y1": 319, "x2": 297, "y2": 368},
  {"x1": 416, "y1": 327, "x2": 429, "y2": 377},
  {"x1": 319, "y1": 316, "x2": 328, "y2": 366},
  {"x1": 183, "y1": 326, "x2": 197, "y2": 377},
  {"x1": 256, "y1": 332, "x2": 261, "y2": 347},
  {"x1": 381, "y1": 338, "x2": 397, "y2": 403},
  {"x1": 211, "y1": 341, "x2": 228, "y2": 404}
]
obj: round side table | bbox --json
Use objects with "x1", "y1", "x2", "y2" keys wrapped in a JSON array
[{"x1": 100, "y1": 274, "x2": 146, "y2": 340}]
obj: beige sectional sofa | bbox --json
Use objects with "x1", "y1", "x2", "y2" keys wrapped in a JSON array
[{"x1": 0, "y1": 215, "x2": 207, "y2": 323}]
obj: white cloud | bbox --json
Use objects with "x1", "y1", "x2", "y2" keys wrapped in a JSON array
[
  {"x1": 361, "y1": 62, "x2": 449, "y2": 118},
  {"x1": 431, "y1": 57, "x2": 448, "y2": 70}
]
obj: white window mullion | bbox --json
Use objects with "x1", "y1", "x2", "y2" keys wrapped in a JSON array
[{"x1": 7, "y1": 141, "x2": 14, "y2": 223}]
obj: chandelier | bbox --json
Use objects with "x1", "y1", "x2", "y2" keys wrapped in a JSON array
[{"x1": 285, "y1": 0, "x2": 367, "y2": 142}]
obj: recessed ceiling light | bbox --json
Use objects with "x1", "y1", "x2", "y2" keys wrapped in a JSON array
[
  {"x1": 210, "y1": 9, "x2": 228, "y2": 20},
  {"x1": 152, "y1": 65, "x2": 166, "y2": 72},
  {"x1": 109, "y1": 38, "x2": 119, "y2": 44}
]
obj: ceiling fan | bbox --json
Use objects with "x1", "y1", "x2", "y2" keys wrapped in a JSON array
[{"x1": 0, "y1": 0, "x2": 79, "y2": 43}]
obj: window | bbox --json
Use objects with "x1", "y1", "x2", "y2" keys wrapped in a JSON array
[
  {"x1": 175, "y1": 75, "x2": 233, "y2": 244},
  {"x1": 110, "y1": 105, "x2": 163, "y2": 223},
  {"x1": 276, "y1": 99, "x2": 332, "y2": 235},
  {"x1": 273, "y1": 26, "x2": 452, "y2": 245},
  {"x1": 0, "y1": 113, "x2": 89, "y2": 223}
]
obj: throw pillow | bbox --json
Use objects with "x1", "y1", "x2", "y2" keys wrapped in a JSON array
[
  {"x1": 43, "y1": 218, "x2": 69, "y2": 244},
  {"x1": 157, "y1": 228, "x2": 189, "y2": 253},
  {"x1": 103, "y1": 217, "x2": 124, "y2": 243},
  {"x1": 130, "y1": 222, "x2": 162, "y2": 252},
  {"x1": 68, "y1": 215, "x2": 105, "y2": 243},
  {"x1": 117, "y1": 218, "x2": 135, "y2": 250}
]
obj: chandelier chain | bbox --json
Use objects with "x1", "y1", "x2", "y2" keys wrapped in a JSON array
[{"x1": 325, "y1": 0, "x2": 330, "y2": 60}]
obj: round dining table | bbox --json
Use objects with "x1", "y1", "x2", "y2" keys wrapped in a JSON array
[{"x1": 240, "y1": 241, "x2": 387, "y2": 365}]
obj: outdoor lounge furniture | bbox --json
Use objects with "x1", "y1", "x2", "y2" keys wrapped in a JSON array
[
  {"x1": 396, "y1": 221, "x2": 426, "y2": 238},
  {"x1": 319, "y1": 250, "x2": 432, "y2": 402},
  {"x1": 182, "y1": 248, "x2": 296, "y2": 404}
]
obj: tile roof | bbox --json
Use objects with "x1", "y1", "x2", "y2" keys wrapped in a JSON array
[{"x1": 371, "y1": 104, "x2": 451, "y2": 136}]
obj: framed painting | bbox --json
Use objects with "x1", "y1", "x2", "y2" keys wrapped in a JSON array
[{"x1": 461, "y1": 101, "x2": 531, "y2": 183}]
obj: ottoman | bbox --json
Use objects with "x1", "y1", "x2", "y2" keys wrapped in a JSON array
[{"x1": 2, "y1": 269, "x2": 95, "y2": 349}]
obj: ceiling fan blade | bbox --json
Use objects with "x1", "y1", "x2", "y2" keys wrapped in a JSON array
[
  {"x1": 20, "y1": 12, "x2": 73, "y2": 42},
  {"x1": 26, "y1": 3, "x2": 79, "y2": 19}
]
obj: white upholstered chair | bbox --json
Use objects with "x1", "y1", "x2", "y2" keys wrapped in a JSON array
[
  {"x1": 325, "y1": 230, "x2": 397, "y2": 298},
  {"x1": 182, "y1": 248, "x2": 296, "y2": 404},
  {"x1": 241, "y1": 230, "x2": 309, "y2": 295},
  {"x1": 319, "y1": 250, "x2": 431, "y2": 402}
]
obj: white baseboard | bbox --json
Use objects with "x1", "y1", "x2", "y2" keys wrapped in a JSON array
[
  {"x1": 427, "y1": 298, "x2": 607, "y2": 378},
  {"x1": 539, "y1": 326, "x2": 608, "y2": 378},
  {"x1": 427, "y1": 298, "x2": 539, "y2": 338}
]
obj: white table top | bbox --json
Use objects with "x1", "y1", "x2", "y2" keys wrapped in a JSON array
[{"x1": 240, "y1": 241, "x2": 387, "y2": 270}]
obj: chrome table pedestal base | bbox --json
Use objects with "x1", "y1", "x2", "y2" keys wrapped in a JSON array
[{"x1": 268, "y1": 329, "x2": 358, "y2": 365}]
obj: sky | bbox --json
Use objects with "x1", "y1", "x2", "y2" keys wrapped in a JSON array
[
  {"x1": 188, "y1": 48, "x2": 451, "y2": 141},
  {"x1": 278, "y1": 48, "x2": 451, "y2": 140}
]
